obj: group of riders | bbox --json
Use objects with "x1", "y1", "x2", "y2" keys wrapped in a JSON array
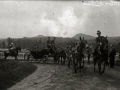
[{"x1": 8, "y1": 30, "x2": 116, "y2": 68}]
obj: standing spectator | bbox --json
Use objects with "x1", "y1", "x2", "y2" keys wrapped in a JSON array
[
  {"x1": 118, "y1": 43, "x2": 120, "y2": 60},
  {"x1": 109, "y1": 44, "x2": 116, "y2": 68}
]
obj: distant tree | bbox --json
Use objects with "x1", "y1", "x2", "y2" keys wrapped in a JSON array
[
  {"x1": 2, "y1": 41, "x2": 5, "y2": 48},
  {"x1": 7, "y1": 37, "x2": 13, "y2": 46},
  {"x1": 118, "y1": 42, "x2": 120, "y2": 46}
]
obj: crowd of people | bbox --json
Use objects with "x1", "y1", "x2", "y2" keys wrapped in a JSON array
[{"x1": 8, "y1": 30, "x2": 117, "y2": 68}]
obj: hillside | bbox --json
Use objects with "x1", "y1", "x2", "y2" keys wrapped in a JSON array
[
  {"x1": 108, "y1": 36, "x2": 120, "y2": 40},
  {"x1": 73, "y1": 33, "x2": 95, "y2": 40},
  {"x1": 0, "y1": 33, "x2": 120, "y2": 49}
]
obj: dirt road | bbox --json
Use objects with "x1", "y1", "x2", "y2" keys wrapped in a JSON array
[{"x1": 8, "y1": 61, "x2": 120, "y2": 90}]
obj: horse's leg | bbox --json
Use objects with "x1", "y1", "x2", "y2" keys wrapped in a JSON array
[
  {"x1": 4, "y1": 54, "x2": 8, "y2": 60},
  {"x1": 98, "y1": 59, "x2": 101, "y2": 75},
  {"x1": 62, "y1": 56, "x2": 65, "y2": 65},
  {"x1": 4, "y1": 56, "x2": 7, "y2": 60},
  {"x1": 54, "y1": 53, "x2": 57, "y2": 63},
  {"x1": 94, "y1": 58, "x2": 96, "y2": 72},
  {"x1": 58, "y1": 57, "x2": 60, "y2": 64},
  {"x1": 88, "y1": 54, "x2": 89, "y2": 64},
  {"x1": 61, "y1": 57, "x2": 63, "y2": 65},
  {"x1": 62, "y1": 57, "x2": 64, "y2": 65},
  {"x1": 82, "y1": 57, "x2": 84, "y2": 68},
  {"x1": 63, "y1": 56, "x2": 66, "y2": 65},
  {"x1": 73, "y1": 57, "x2": 77, "y2": 73},
  {"x1": 15, "y1": 56, "x2": 17, "y2": 60},
  {"x1": 68, "y1": 58, "x2": 70, "y2": 68},
  {"x1": 102, "y1": 61, "x2": 106, "y2": 74},
  {"x1": 79, "y1": 58, "x2": 82, "y2": 72},
  {"x1": 88, "y1": 54, "x2": 91, "y2": 64},
  {"x1": 54, "y1": 56, "x2": 56, "y2": 63}
]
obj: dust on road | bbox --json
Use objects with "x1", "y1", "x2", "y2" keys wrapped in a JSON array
[{"x1": 8, "y1": 62, "x2": 120, "y2": 90}]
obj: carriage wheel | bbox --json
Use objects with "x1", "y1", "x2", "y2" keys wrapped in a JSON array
[{"x1": 24, "y1": 52, "x2": 33, "y2": 63}]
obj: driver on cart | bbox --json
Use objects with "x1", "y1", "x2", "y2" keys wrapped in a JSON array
[
  {"x1": 51, "y1": 37, "x2": 56, "y2": 51},
  {"x1": 34, "y1": 45, "x2": 39, "y2": 51},
  {"x1": 47, "y1": 37, "x2": 52, "y2": 49}
]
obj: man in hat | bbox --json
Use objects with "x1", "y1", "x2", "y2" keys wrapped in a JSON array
[
  {"x1": 95, "y1": 30, "x2": 109, "y2": 58},
  {"x1": 95, "y1": 30, "x2": 106, "y2": 50},
  {"x1": 109, "y1": 44, "x2": 116, "y2": 68},
  {"x1": 9, "y1": 43, "x2": 15, "y2": 54},
  {"x1": 96, "y1": 30, "x2": 104, "y2": 45}
]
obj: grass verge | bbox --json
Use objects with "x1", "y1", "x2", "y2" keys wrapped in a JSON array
[{"x1": 0, "y1": 60, "x2": 37, "y2": 90}]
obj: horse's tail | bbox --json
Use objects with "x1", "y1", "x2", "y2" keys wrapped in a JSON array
[{"x1": 4, "y1": 51, "x2": 8, "y2": 55}]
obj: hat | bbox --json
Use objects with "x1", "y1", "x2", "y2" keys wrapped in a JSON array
[
  {"x1": 86, "y1": 44, "x2": 89, "y2": 47},
  {"x1": 11, "y1": 43, "x2": 13, "y2": 45},
  {"x1": 110, "y1": 44, "x2": 113, "y2": 47},
  {"x1": 97, "y1": 30, "x2": 101, "y2": 34}
]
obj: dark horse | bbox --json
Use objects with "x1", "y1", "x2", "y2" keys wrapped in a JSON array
[
  {"x1": 4, "y1": 46, "x2": 21, "y2": 60},
  {"x1": 54, "y1": 49, "x2": 66, "y2": 65},
  {"x1": 73, "y1": 36, "x2": 87, "y2": 73},
  {"x1": 44, "y1": 46, "x2": 66, "y2": 65},
  {"x1": 93, "y1": 36, "x2": 108, "y2": 75}
]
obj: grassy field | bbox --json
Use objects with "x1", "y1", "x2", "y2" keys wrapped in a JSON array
[{"x1": 0, "y1": 60, "x2": 37, "y2": 90}]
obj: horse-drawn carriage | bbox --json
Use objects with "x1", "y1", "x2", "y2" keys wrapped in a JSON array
[
  {"x1": 24, "y1": 49, "x2": 50, "y2": 63},
  {"x1": 24, "y1": 47, "x2": 67, "y2": 65}
]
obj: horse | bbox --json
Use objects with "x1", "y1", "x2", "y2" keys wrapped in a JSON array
[
  {"x1": 54, "y1": 49, "x2": 66, "y2": 65},
  {"x1": 93, "y1": 36, "x2": 108, "y2": 75},
  {"x1": 4, "y1": 46, "x2": 21, "y2": 60},
  {"x1": 72, "y1": 36, "x2": 87, "y2": 73},
  {"x1": 43, "y1": 46, "x2": 66, "y2": 65}
]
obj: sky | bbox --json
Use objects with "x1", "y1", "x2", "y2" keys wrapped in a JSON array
[{"x1": 0, "y1": 0, "x2": 120, "y2": 38}]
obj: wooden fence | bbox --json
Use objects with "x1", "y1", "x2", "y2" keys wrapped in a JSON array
[{"x1": 0, "y1": 52, "x2": 119, "y2": 61}]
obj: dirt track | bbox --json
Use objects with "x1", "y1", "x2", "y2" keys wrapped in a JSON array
[{"x1": 8, "y1": 60, "x2": 120, "y2": 90}]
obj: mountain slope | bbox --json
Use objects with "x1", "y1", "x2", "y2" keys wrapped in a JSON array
[{"x1": 73, "y1": 33, "x2": 95, "y2": 40}]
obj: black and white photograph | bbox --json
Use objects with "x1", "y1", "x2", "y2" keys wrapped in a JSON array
[{"x1": 0, "y1": 0, "x2": 120, "y2": 90}]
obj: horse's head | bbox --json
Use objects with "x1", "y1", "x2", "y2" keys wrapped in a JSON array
[
  {"x1": 79, "y1": 36, "x2": 87, "y2": 49},
  {"x1": 100, "y1": 36, "x2": 108, "y2": 52},
  {"x1": 101, "y1": 36, "x2": 108, "y2": 47},
  {"x1": 16, "y1": 45, "x2": 21, "y2": 52},
  {"x1": 77, "y1": 36, "x2": 87, "y2": 54},
  {"x1": 96, "y1": 36, "x2": 108, "y2": 55}
]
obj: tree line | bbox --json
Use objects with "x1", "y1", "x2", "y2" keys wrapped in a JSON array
[
  {"x1": 0, "y1": 37, "x2": 120, "y2": 52},
  {"x1": 0, "y1": 37, "x2": 75, "y2": 49}
]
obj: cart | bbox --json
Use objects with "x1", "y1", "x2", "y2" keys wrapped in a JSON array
[{"x1": 24, "y1": 49, "x2": 49, "y2": 63}]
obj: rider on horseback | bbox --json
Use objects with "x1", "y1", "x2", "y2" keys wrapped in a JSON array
[
  {"x1": 9, "y1": 43, "x2": 15, "y2": 54},
  {"x1": 95, "y1": 30, "x2": 105, "y2": 54},
  {"x1": 96, "y1": 30, "x2": 104, "y2": 46}
]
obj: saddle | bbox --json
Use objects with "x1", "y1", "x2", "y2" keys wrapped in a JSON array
[{"x1": 7, "y1": 49, "x2": 15, "y2": 55}]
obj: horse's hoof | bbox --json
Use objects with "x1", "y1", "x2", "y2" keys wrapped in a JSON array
[
  {"x1": 75, "y1": 71, "x2": 77, "y2": 73},
  {"x1": 102, "y1": 71, "x2": 104, "y2": 74}
]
